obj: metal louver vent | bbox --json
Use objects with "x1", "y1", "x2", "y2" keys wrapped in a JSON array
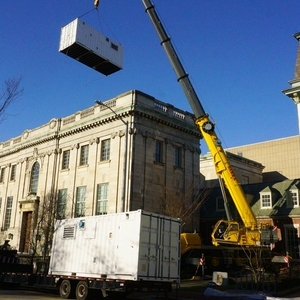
[{"x1": 63, "y1": 226, "x2": 75, "y2": 239}]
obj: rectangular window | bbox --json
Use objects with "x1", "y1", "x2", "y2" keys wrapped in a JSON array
[
  {"x1": 10, "y1": 165, "x2": 17, "y2": 181},
  {"x1": 284, "y1": 225, "x2": 299, "y2": 259},
  {"x1": 0, "y1": 168, "x2": 5, "y2": 183},
  {"x1": 111, "y1": 42, "x2": 119, "y2": 51},
  {"x1": 174, "y1": 146, "x2": 182, "y2": 167},
  {"x1": 4, "y1": 197, "x2": 13, "y2": 230},
  {"x1": 96, "y1": 183, "x2": 108, "y2": 215},
  {"x1": 62, "y1": 150, "x2": 70, "y2": 170},
  {"x1": 80, "y1": 145, "x2": 89, "y2": 166},
  {"x1": 101, "y1": 139, "x2": 110, "y2": 161},
  {"x1": 242, "y1": 175, "x2": 249, "y2": 185},
  {"x1": 75, "y1": 186, "x2": 86, "y2": 217},
  {"x1": 57, "y1": 189, "x2": 67, "y2": 219},
  {"x1": 261, "y1": 193, "x2": 271, "y2": 208},
  {"x1": 288, "y1": 190, "x2": 299, "y2": 208},
  {"x1": 216, "y1": 197, "x2": 225, "y2": 211},
  {"x1": 155, "y1": 140, "x2": 163, "y2": 163}
]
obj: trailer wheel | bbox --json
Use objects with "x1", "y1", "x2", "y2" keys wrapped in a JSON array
[
  {"x1": 60, "y1": 279, "x2": 75, "y2": 299},
  {"x1": 76, "y1": 280, "x2": 90, "y2": 300}
]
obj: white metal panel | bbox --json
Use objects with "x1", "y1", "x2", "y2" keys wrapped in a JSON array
[
  {"x1": 138, "y1": 212, "x2": 180, "y2": 281},
  {"x1": 49, "y1": 210, "x2": 180, "y2": 283},
  {"x1": 59, "y1": 18, "x2": 124, "y2": 76}
]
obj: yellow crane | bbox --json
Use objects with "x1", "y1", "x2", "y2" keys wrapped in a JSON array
[
  {"x1": 92, "y1": 0, "x2": 278, "y2": 248},
  {"x1": 141, "y1": 0, "x2": 278, "y2": 248}
]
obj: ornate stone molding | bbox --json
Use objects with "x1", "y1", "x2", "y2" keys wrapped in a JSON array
[{"x1": 119, "y1": 130, "x2": 126, "y2": 138}]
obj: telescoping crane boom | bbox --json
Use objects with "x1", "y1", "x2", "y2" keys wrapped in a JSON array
[{"x1": 140, "y1": 0, "x2": 278, "y2": 247}]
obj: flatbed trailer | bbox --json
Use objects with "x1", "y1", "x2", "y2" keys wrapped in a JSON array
[{"x1": 0, "y1": 210, "x2": 180, "y2": 300}]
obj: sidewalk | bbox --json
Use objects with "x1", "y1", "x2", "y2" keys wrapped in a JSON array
[
  {"x1": 130, "y1": 277, "x2": 300, "y2": 300},
  {"x1": 168, "y1": 277, "x2": 300, "y2": 300}
]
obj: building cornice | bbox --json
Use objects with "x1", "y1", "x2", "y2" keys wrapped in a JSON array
[{"x1": 0, "y1": 90, "x2": 201, "y2": 158}]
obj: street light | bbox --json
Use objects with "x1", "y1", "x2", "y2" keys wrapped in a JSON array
[
  {"x1": 95, "y1": 100, "x2": 128, "y2": 212},
  {"x1": 95, "y1": 100, "x2": 127, "y2": 125}
]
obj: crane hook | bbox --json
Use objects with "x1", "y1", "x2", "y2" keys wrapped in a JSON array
[{"x1": 94, "y1": 0, "x2": 99, "y2": 8}]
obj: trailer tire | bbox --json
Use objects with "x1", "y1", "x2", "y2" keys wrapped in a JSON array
[
  {"x1": 60, "y1": 279, "x2": 75, "y2": 299},
  {"x1": 76, "y1": 280, "x2": 90, "y2": 300}
]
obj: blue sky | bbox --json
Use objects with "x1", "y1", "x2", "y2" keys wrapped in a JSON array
[{"x1": 1, "y1": 1, "x2": 300, "y2": 154}]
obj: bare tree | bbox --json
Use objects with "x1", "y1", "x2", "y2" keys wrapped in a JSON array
[
  {"x1": 29, "y1": 189, "x2": 93, "y2": 273},
  {"x1": 158, "y1": 184, "x2": 212, "y2": 232},
  {"x1": 0, "y1": 76, "x2": 23, "y2": 124},
  {"x1": 27, "y1": 190, "x2": 67, "y2": 273},
  {"x1": 29, "y1": 192, "x2": 58, "y2": 271}
]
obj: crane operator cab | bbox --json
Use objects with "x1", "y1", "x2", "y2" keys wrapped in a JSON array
[
  {"x1": 212, "y1": 219, "x2": 279, "y2": 247},
  {"x1": 212, "y1": 220, "x2": 241, "y2": 246}
]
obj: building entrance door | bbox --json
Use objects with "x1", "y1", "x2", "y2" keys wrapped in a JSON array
[{"x1": 19, "y1": 212, "x2": 32, "y2": 253}]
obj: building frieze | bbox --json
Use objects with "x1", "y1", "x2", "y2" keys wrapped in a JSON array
[{"x1": 134, "y1": 110, "x2": 200, "y2": 138}]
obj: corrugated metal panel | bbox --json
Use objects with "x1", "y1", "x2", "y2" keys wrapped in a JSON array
[
  {"x1": 59, "y1": 18, "x2": 124, "y2": 76},
  {"x1": 48, "y1": 210, "x2": 180, "y2": 282}
]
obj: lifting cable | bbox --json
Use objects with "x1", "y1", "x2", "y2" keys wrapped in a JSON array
[
  {"x1": 78, "y1": 7, "x2": 97, "y2": 19},
  {"x1": 78, "y1": 0, "x2": 99, "y2": 19}
]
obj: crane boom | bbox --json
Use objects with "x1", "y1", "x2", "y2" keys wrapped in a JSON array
[
  {"x1": 142, "y1": 0, "x2": 205, "y2": 119},
  {"x1": 142, "y1": 0, "x2": 277, "y2": 247}
]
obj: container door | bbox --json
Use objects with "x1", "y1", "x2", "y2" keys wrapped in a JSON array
[
  {"x1": 158, "y1": 217, "x2": 180, "y2": 280},
  {"x1": 139, "y1": 214, "x2": 160, "y2": 279},
  {"x1": 139, "y1": 213, "x2": 180, "y2": 282}
]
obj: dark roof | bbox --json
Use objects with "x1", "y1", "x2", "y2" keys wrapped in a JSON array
[{"x1": 200, "y1": 179, "x2": 300, "y2": 220}]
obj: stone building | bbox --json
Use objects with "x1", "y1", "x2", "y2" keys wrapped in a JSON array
[
  {"x1": 0, "y1": 90, "x2": 201, "y2": 251},
  {"x1": 200, "y1": 151, "x2": 264, "y2": 187},
  {"x1": 226, "y1": 136, "x2": 300, "y2": 182}
]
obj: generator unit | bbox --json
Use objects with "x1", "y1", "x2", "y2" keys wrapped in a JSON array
[
  {"x1": 49, "y1": 210, "x2": 180, "y2": 282},
  {"x1": 59, "y1": 18, "x2": 124, "y2": 76}
]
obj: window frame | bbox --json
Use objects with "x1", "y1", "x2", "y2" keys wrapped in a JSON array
[
  {"x1": 155, "y1": 140, "x2": 163, "y2": 163},
  {"x1": 62, "y1": 150, "x2": 70, "y2": 170},
  {"x1": 287, "y1": 189, "x2": 299, "y2": 208},
  {"x1": 57, "y1": 189, "x2": 67, "y2": 219},
  {"x1": 29, "y1": 162, "x2": 40, "y2": 194},
  {"x1": 75, "y1": 186, "x2": 86, "y2": 218},
  {"x1": 101, "y1": 139, "x2": 111, "y2": 161},
  {"x1": 260, "y1": 192, "x2": 272, "y2": 209},
  {"x1": 80, "y1": 145, "x2": 89, "y2": 166},
  {"x1": 174, "y1": 146, "x2": 182, "y2": 168},
  {"x1": 96, "y1": 183, "x2": 108, "y2": 215},
  {"x1": 216, "y1": 196, "x2": 225, "y2": 211},
  {"x1": 10, "y1": 165, "x2": 17, "y2": 181},
  {"x1": 0, "y1": 168, "x2": 6, "y2": 183},
  {"x1": 4, "y1": 196, "x2": 13, "y2": 231},
  {"x1": 241, "y1": 175, "x2": 249, "y2": 185},
  {"x1": 284, "y1": 224, "x2": 299, "y2": 259}
]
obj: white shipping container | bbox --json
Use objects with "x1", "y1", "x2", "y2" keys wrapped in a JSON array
[
  {"x1": 48, "y1": 210, "x2": 180, "y2": 283},
  {"x1": 59, "y1": 18, "x2": 124, "y2": 76}
]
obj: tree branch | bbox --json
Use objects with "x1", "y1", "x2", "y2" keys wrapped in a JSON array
[{"x1": 0, "y1": 76, "x2": 24, "y2": 124}]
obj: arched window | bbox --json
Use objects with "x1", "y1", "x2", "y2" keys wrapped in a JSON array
[{"x1": 29, "y1": 162, "x2": 40, "y2": 194}]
